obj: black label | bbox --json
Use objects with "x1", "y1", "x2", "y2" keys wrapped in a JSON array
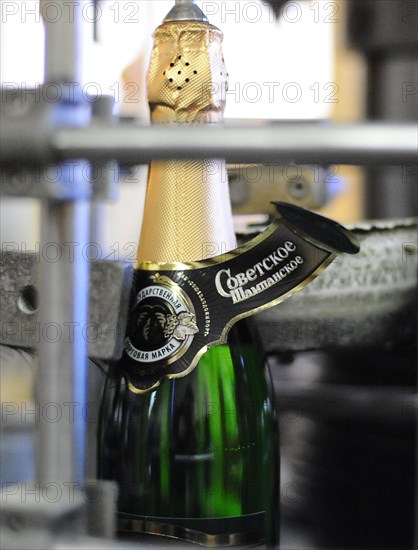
[{"x1": 123, "y1": 202, "x2": 359, "y2": 392}]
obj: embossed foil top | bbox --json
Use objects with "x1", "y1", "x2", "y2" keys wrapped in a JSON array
[
  {"x1": 137, "y1": 21, "x2": 236, "y2": 263},
  {"x1": 147, "y1": 21, "x2": 227, "y2": 124}
]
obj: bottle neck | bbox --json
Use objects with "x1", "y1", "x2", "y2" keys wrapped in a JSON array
[
  {"x1": 137, "y1": 20, "x2": 235, "y2": 264},
  {"x1": 137, "y1": 159, "x2": 236, "y2": 263}
]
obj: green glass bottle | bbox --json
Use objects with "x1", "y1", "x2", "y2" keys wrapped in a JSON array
[
  {"x1": 97, "y1": 2, "x2": 279, "y2": 547},
  {"x1": 98, "y1": 318, "x2": 279, "y2": 547}
]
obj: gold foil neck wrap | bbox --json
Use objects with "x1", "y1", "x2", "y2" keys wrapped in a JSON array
[
  {"x1": 147, "y1": 21, "x2": 228, "y2": 124},
  {"x1": 138, "y1": 20, "x2": 236, "y2": 264},
  {"x1": 138, "y1": 159, "x2": 235, "y2": 263}
]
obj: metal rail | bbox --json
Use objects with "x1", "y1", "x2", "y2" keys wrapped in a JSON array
[
  {"x1": 36, "y1": 0, "x2": 88, "y2": 488},
  {"x1": 2, "y1": 119, "x2": 415, "y2": 166},
  {"x1": 53, "y1": 122, "x2": 417, "y2": 165}
]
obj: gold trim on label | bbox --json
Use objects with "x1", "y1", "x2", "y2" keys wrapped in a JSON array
[
  {"x1": 136, "y1": 222, "x2": 279, "y2": 271},
  {"x1": 118, "y1": 517, "x2": 264, "y2": 548}
]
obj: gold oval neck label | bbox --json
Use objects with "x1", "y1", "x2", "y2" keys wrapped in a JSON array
[{"x1": 124, "y1": 275, "x2": 198, "y2": 368}]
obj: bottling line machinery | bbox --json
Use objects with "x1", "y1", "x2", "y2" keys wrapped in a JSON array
[{"x1": 0, "y1": 1, "x2": 417, "y2": 549}]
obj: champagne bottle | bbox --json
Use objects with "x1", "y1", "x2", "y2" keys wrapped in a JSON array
[{"x1": 98, "y1": 2, "x2": 279, "y2": 547}]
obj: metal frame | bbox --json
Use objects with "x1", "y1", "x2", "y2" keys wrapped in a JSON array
[
  {"x1": 1, "y1": 2, "x2": 119, "y2": 548},
  {"x1": 1, "y1": 112, "x2": 416, "y2": 166}
]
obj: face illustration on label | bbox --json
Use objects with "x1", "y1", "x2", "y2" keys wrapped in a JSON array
[{"x1": 125, "y1": 274, "x2": 199, "y2": 365}]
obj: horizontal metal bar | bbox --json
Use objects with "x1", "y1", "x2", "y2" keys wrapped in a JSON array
[{"x1": 53, "y1": 122, "x2": 418, "y2": 165}]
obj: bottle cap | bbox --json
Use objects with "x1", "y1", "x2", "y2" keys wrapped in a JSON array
[{"x1": 164, "y1": 0, "x2": 209, "y2": 23}]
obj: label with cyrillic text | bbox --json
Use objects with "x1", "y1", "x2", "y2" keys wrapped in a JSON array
[{"x1": 122, "y1": 202, "x2": 359, "y2": 392}]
